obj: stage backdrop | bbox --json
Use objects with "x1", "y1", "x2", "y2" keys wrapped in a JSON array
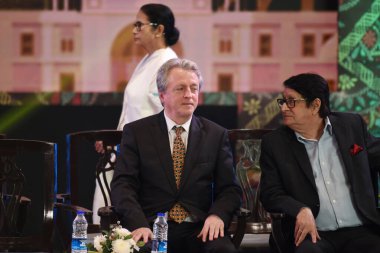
[{"x1": 337, "y1": 0, "x2": 380, "y2": 136}]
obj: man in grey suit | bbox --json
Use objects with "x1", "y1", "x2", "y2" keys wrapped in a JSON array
[
  {"x1": 260, "y1": 73, "x2": 380, "y2": 253},
  {"x1": 111, "y1": 58, "x2": 241, "y2": 253}
]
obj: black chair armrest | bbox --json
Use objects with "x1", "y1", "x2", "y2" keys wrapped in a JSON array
[
  {"x1": 98, "y1": 205, "x2": 118, "y2": 231},
  {"x1": 56, "y1": 193, "x2": 71, "y2": 203},
  {"x1": 270, "y1": 212, "x2": 285, "y2": 219},
  {"x1": 54, "y1": 202, "x2": 93, "y2": 216},
  {"x1": 270, "y1": 212, "x2": 287, "y2": 253},
  {"x1": 17, "y1": 196, "x2": 31, "y2": 233},
  {"x1": 231, "y1": 207, "x2": 251, "y2": 248},
  {"x1": 98, "y1": 205, "x2": 114, "y2": 217}
]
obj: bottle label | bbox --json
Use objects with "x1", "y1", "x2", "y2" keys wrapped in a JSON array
[
  {"x1": 151, "y1": 240, "x2": 167, "y2": 253},
  {"x1": 157, "y1": 240, "x2": 167, "y2": 253},
  {"x1": 71, "y1": 238, "x2": 87, "y2": 251}
]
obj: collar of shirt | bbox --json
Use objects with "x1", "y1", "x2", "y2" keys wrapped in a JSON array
[
  {"x1": 163, "y1": 111, "x2": 192, "y2": 133},
  {"x1": 295, "y1": 116, "x2": 332, "y2": 144}
]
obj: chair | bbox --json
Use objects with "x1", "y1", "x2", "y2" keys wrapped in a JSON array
[
  {"x1": 0, "y1": 139, "x2": 57, "y2": 252},
  {"x1": 228, "y1": 129, "x2": 273, "y2": 248},
  {"x1": 55, "y1": 130, "x2": 122, "y2": 249}
]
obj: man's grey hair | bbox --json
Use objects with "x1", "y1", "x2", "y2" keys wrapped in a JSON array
[{"x1": 156, "y1": 58, "x2": 204, "y2": 93}]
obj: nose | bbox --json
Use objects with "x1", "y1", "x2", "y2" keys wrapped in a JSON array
[
  {"x1": 279, "y1": 102, "x2": 288, "y2": 111},
  {"x1": 183, "y1": 88, "x2": 192, "y2": 97},
  {"x1": 132, "y1": 26, "x2": 139, "y2": 34}
]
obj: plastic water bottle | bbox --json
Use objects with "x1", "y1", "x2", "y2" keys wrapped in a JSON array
[
  {"x1": 151, "y1": 213, "x2": 168, "y2": 253},
  {"x1": 71, "y1": 210, "x2": 88, "y2": 253}
]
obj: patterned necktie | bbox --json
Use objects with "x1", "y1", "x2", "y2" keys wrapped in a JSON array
[{"x1": 169, "y1": 126, "x2": 189, "y2": 223}]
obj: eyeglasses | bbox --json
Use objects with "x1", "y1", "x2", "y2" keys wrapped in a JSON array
[
  {"x1": 277, "y1": 98, "x2": 306, "y2": 108},
  {"x1": 133, "y1": 21, "x2": 158, "y2": 32}
]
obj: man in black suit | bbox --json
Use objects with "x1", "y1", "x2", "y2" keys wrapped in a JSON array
[
  {"x1": 260, "y1": 73, "x2": 380, "y2": 253},
  {"x1": 111, "y1": 58, "x2": 241, "y2": 253}
]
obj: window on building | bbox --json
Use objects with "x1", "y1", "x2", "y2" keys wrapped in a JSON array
[
  {"x1": 20, "y1": 33, "x2": 34, "y2": 56},
  {"x1": 218, "y1": 73, "x2": 233, "y2": 91},
  {"x1": 259, "y1": 34, "x2": 272, "y2": 57},
  {"x1": 302, "y1": 34, "x2": 315, "y2": 57},
  {"x1": 219, "y1": 39, "x2": 232, "y2": 53},
  {"x1": 61, "y1": 38, "x2": 74, "y2": 53},
  {"x1": 60, "y1": 73, "x2": 75, "y2": 91}
]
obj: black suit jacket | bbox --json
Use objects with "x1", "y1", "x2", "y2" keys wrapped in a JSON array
[
  {"x1": 111, "y1": 111, "x2": 241, "y2": 231},
  {"x1": 260, "y1": 112, "x2": 380, "y2": 230}
]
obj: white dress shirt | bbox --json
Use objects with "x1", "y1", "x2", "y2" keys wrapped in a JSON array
[{"x1": 164, "y1": 111, "x2": 192, "y2": 153}]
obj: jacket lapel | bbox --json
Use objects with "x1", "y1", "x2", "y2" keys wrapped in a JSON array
[
  {"x1": 329, "y1": 115, "x2": 355, "y2": 183},
  {"x1": 150, "y1": 112, "x2": 178, "y2": 193},
  {"x1": 179, "y1": 116, "x2": 203, "y2": 191},
  {"x1": 284, "y1": 127, "x2": 317, "y2": 191}
]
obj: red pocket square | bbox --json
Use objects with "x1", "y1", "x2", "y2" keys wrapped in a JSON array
[{"x1": 350, "y1": 144, "x2": 363, "y2": 156}]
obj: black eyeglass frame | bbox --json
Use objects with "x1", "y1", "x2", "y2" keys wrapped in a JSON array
[
  {"x1": 277, "y1": 98, "x2": 307, "y2": 108},
  {"x1": 133, "y1": 21, "x2": 158, "y2": 32}
]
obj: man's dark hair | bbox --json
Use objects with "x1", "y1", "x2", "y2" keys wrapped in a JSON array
[{"x1": 283, "y1": 73, "x2": 331, "y2": 118}]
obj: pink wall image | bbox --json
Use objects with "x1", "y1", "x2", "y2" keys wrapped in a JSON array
[{"x1": 0, "y1": 0, "x2": 337, "y2": 93}]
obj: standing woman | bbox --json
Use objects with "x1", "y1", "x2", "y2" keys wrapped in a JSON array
[
  {"x1": 93, "y1": 3, "x2": 180, "y2": 224},
  {"x1": 117, "y1": 3, "x2": 180, "y2": 129}
]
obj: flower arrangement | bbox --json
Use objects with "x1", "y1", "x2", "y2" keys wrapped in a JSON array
[{"x1": 87, "y1": 223, "x2": 144, "y2": 253}]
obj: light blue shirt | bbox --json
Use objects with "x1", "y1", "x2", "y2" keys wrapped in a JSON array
[{"x1": 295, "y1": 117, "x2": 363, "y2": 231}]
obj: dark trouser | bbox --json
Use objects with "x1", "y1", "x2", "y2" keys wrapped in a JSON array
[
  {"x1": 139, "y1": 221, "x2": 237, "y2": 253},
  {"x1": 295, "y1": 225, "x2": 380, "y2": 253}
]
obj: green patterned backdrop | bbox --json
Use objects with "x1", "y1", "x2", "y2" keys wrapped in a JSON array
[{"x1": 337, "y1": 0, "x2": 380, "y2": 137}]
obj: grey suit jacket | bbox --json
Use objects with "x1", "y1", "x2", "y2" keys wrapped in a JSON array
[
  {"x1": 111, "y1": 111, "x2": 241, "y2": 231},
  {"x1": 259, "y1": 112, "x2": 380, "y2": 228}
]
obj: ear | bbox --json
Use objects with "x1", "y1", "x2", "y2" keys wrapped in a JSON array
[
  {"x1": 159, "y1": 92, "x2": 165, "y2": 105},
  {"x1": 312, "y1": 98, "x2": 321, "y2": 114},
  {"x1": 155, "y1": 24, "x2": 165, "y2": 37}
]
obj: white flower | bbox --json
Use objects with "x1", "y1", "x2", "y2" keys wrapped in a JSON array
[
  {"x1": 113, "y1": 227, "x2": 131, "y2": 238},
  {"x1": 90, "y1": 223, "x2": 141, "y2": 253},
  {"x1": 94, "y1": 235, "x2": 107, "y2": 251},
  {"x1": 112, "y1": 238, "x2": 132, "y2": 253}
]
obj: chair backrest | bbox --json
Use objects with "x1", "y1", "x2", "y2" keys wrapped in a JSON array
[
  {"x1": 228, "y1": 129, "x2": 272, "y2": 233},
  {"x1": 0, "y1": 139, "x2": 57, "y2": 251},
  {"x1": 66, "y1": 130, "x2": 122, "y2": 217}
]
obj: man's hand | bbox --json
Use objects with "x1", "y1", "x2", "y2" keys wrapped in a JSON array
[
  {"x1": 132, "y1": 227, "x2": 153, "y2": 243},
  {"x1": 294, "y1": 207, "x2": 320, "y2": 247},
  {"x1": 197, "y1": 214, "x2": 225, "y2": 242}
]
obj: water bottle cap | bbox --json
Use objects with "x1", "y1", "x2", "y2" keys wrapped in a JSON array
[
  {"x1": 77, "y1": 210, "x2": 85, "y2": 215},
  {"x1": 157, "y1": 213, "x2": 165, "y2": 217}
]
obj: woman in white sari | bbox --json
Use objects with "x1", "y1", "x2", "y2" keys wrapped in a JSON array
[{"x1": 93, "y1": 3, "x2": 179, "y2": 224}]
